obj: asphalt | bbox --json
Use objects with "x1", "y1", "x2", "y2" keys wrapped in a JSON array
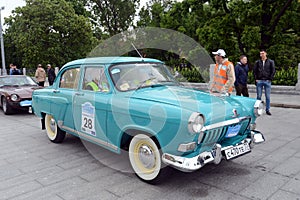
[{"x1": 1, "y1": 82, "x2": 300, "y2": 199}]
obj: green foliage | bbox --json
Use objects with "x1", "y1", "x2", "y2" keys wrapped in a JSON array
[
  {"x1": 87, "y1": 0, "x2": 140, "y2": 35},
  {"x1": 272, "y1": 67, "x2": 298, "y2": 86},
  {"x1": 173, "y1": 66, "x2": 209, "y2": 83},
  {"x1": 137, "y1": 0, "x2": 300, "y2": 73},
  {"x1": 2, "y1": 0, "x2": 300, "y2": 85},
  {"x1": 4, "y1": 0, "x2": 97, "y2": 69}
]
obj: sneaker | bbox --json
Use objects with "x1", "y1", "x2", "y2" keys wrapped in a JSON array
[{"x1": 266, "y1": 111, "x2": 272, "y2": 115}]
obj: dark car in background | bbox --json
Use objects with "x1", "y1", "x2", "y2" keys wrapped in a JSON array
[{"x1": 0, "y1": 75, "x2": 41, "y2": 115}]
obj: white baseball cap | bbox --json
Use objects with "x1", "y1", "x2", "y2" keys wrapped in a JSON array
[{"x1": 212, "y1": 49, "x2": 226, "y2": 57}]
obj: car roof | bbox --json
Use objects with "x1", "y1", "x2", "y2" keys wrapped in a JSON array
[{"x1": 62, "y1": 57, "x2": 164, "y2": 69}]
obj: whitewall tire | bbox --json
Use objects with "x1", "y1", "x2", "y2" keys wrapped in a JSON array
[{"x1": 45, "y1": 114, "x2": 66, "y2": 143}]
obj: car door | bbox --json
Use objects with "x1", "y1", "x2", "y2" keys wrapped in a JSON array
[
  {"x1": 50, "y1": 66, "x2": 81, "y2": 130},
  {"x1": 73, "y1": 65, "x2": 112, "y2": 148}
]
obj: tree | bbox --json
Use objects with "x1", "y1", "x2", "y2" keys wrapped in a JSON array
[
  {"x1": 148, "y1": 0, "x2": 299, "y2": 69},
  {"x1": 4, "y1": 0, "x2": 97, "y2": 69},
  {"x1": 86, "y1": 0, "x2": 140, "y2": 36}
]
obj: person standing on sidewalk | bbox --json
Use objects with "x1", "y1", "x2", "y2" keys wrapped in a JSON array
[
  {"x1": 210, "y1": 49, "x2": 235, "y2": 96},
  {"x1": 253, "y1": 49, "x2": 276, "y2": 115},
  {"x1": 35, "y1": 64, "x2": 46, "y2": 87},
  {"x1": 234, "y1": 55, "x2": 249, "y2": 97},
  {"x1": 47, "y1": 64, "x2": 56, "y2": 86}
]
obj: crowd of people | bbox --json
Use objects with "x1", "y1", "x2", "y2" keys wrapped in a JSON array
[
  {"x1": 8, "y1": 63, "x2": 56, "y2": 87},
  {"x1": 210, "y1": 48, "x2": 275, "y2": 115}
]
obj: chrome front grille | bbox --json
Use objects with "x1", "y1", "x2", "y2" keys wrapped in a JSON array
[
  {"x1": 201, "y1": 128, "x2": 224, "y2": 145},
  {"x1": 199, "y1": 118, "x2": 251, "y2": 146}
]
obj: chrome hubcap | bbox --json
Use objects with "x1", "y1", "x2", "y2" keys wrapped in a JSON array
[
  {"x1": 138, "y1": 145, "x2": 156, "y2": 169},
  {"x1": 49, "y1": 117, "x2": 56, "y2": 133}
]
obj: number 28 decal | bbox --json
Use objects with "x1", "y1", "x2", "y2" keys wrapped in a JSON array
[{"x1": 81, "y1": 102, "x2": 96, "y2": 136}]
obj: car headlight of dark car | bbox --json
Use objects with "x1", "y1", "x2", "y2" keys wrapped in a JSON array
[
  {"x1": 10, "y1": 94, "x2": 20, "y2": 102},
  {"x1": 254, "y1": 100, "x2": 264, "y2": 117},
  {"x1": 188, "y1": 112, "x2": 205, "y2": 134}
]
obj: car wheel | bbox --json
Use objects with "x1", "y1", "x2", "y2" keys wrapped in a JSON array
[
  {"x1": 2, "y1": 97, "x2": 13, "y2": 115},
  {"x1": 45, "y1": 114, "x2": 66, "y2": 143},
  {"x1": 129, "y1": 134, "x2": 167, "y2": 184}
]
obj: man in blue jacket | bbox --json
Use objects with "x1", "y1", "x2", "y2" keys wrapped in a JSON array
[
  {"x1": 234, "y1": 55, "x2": 249, "y2": 97},
  {"x1": 253, "y1": 49, "x2": 276, "y2": 116}
]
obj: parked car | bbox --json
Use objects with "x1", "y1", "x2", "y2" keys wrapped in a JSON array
[
  {"x1": 0, "y1": 75, "x2": 40, "y2": 114},
  {"x1": 32, "y1": 57, "x2": 265, "y2": 183}
]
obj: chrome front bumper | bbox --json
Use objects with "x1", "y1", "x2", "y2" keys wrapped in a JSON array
[{"x1": 162, "y1": 130, "x2": 265, "y2": 172}]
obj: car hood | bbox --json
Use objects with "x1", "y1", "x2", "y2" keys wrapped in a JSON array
[
  {"x1": 2, "y1": 86, "x2": 40, "y2": 98},
  {"x1": 127, "y1": 85, "x2": 251, "y2": 124}
]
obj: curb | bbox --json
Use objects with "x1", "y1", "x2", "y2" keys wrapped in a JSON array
[{"x1": 271, "y1": 103, "x2": 300, "y2": 109}]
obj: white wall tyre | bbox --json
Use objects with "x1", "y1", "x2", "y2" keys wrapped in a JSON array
[
  {"x1": 45, "y1": 114, "x2": 66, "y2": 143},
  {"x1": 129, "y1": 134, "x2": 167, "y2": 184}
]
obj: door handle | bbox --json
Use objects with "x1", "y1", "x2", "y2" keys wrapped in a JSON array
[
  {"x1": 75, "y1": 92, "x2": 84, "y2": 96},
  {"x1": 53, "y1": 90, "x2": 60, "y2": 93}
]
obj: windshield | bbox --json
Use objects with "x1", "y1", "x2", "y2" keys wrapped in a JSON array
[
  {"x1": 0, "y1": 76, "x2": 38, "y2": 87},
  {"x1": 109, "y1": 63, "x2": 178, "y2": 91}
]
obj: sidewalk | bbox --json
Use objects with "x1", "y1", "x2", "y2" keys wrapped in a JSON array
[
  {"x1": 249, "y1": 92, "x2": 300, "y2": 109},
  {"x1": 183, "y1": 83, "x2": 300, "y2": 109}
]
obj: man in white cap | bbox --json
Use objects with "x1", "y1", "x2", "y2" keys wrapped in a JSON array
[{"x1": 210, "y1": 49, "x2": 235, "y2": 95}]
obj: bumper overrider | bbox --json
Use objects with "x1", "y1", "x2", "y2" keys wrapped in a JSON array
[{"x1": 162, "y1": 130, "x2": 265, "y2": 172}]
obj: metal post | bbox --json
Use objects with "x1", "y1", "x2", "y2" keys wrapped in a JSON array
[
  {"x1": 0, "y1": 6, "x2": 7, "y2": 75},
  {"x1": 296, "y1": 63, "x2": 300, "y2": 91}
]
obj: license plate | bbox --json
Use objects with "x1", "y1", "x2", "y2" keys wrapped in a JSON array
[
  {"x1": 20, "y1": 100, "x2": 32, "y2": 107},
  {"x1": 224, "y1": 143, "x2": 251, "y2": 160},
  {"x1": 225, "y1": 124, "x2": 241, "y2": 138}
]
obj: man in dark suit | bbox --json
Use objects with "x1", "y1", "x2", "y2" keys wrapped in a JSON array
[{"x1": 47, "y1": 64, "x2": 56, "y2": 86}]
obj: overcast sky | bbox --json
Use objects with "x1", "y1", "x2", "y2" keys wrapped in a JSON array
[{"x1": 0, "y1": 0, "x2": 26, "y2": 22}]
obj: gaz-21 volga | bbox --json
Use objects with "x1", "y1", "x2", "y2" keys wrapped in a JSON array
[{"x1": 32, "y1": 57, "x2": 265, "y2": 183}]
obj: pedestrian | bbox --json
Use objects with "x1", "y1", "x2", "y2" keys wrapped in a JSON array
[
  {"x1": 210, "y1": 49, "x2": 235, "y2": 96},
  {"x1": 35, "y1": 64, "x2": 46, "y2": 87},
  {"x1": 234, "y1": 55, "x2": 249, "y2": 97},
  {"x1": 253, "y1": 49, "x2": 276, "y2": 115},
  {"x1": 47, "y1": 64, "x2": 56, "y2": 86},
  {"x1": 9, "y1": 63, "x2": 22, "y2": 75}
]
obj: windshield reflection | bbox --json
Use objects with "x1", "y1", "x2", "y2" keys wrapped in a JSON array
[
  {"x1": 109, "y1": 63, "x2": 178, "y2": 91},
  {"x1": 0, "y1": 76, "x2": 38, "y2": 87}
]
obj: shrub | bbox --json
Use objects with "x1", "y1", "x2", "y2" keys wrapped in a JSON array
[{"x1": 175, "y1": 66, "x2": 298, "y2": 86}]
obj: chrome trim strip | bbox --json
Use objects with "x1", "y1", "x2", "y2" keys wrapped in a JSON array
[
  {"x1": 57, "y1": 120, "x2": 118, "y2": 151},
  {"x1": 201, "y1": 116, "x2": 250, "y2": 131}
]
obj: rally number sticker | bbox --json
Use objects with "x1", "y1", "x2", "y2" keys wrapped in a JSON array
[{"x1": 81, "y1": 102, "x2": 96, "y2": 136}]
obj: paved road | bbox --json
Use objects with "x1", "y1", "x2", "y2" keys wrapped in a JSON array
[{"x1": 0, "y1": 107, "x2": 300, "y2": 200}]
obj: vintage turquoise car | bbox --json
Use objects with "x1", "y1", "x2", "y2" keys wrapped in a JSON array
[{"x1": 32, "y1": 56, "x2": 265, "y2": 183}]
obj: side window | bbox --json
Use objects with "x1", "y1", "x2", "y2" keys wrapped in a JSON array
[
  {"x1": 82, "y1": 66, "x2": 110, "y2": 92},
  {"x1": 59, "y1": 68, "x2": 80, "y2": 89}
]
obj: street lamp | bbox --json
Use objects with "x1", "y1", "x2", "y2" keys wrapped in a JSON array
[{"x1": 0, "y1": 6, "x2": 6, "y2": 75}]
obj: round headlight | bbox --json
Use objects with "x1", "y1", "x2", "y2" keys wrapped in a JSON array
[
  {"x1": 188, "y1": 112, "x2": 205, "y2": 134},
  {"x1": 10, "y1": 94, "x2": 19, "y2": 102},
  {"x1": 254, "y1": 100, "x2": 264, "y2": 117}
]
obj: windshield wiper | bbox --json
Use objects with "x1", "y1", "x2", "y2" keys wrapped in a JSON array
[{"x1": 136, "y1": 77, "x2": 157, "y2": 90}]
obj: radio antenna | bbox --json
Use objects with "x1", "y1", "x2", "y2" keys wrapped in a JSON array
[{"x1": 131, "y1": 42, "x2": 144, "y2": 59}]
